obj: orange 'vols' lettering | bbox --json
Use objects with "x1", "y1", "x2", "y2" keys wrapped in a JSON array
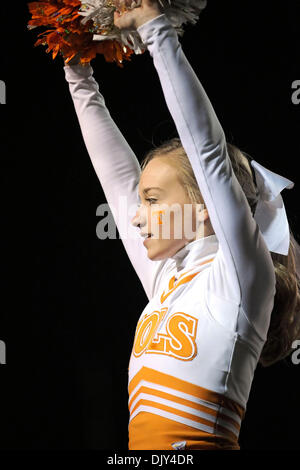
[
  {"x1": 133, "y1": 308, "x2": 168, "y2": 357},
  {"x1": 133, "y1": 309, "x2": 198, "y2": 361},
  {"x1": 147, "y1": 312, "x2": 198, "y2": 361}
]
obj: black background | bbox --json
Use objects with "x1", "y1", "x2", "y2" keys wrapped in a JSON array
[{"x1": 0, "y1": 0, "x2": 299, "y2": 451}]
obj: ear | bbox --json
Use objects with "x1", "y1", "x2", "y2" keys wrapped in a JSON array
[{"x1": 196, "y1": 207, "x2": 210, "y2": 224}]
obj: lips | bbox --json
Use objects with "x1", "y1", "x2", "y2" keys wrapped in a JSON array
[{"x1": 141, "y1": 233, "x2": 153, "y2": 239}]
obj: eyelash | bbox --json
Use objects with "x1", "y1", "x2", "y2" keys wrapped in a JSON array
[
  {"x1": 137, "y1": 198, "x2": 157, "y2": 208},
  {"x1": 145, "y1": 198, "x2": 157, "y2": 205}
]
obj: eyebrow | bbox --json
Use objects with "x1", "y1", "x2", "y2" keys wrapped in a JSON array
[
  {"x1": 138, "y1": 187, "x2": 164, "y2": 202},
  {"x1": 142, "y1": 187, "x2": 164, "y2": 194}
]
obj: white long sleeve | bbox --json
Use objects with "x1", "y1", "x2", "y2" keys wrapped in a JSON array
[
  {"x1": 64, "y1": 63, "x2": 167, "y2": 300},
  {"x1": 136, "y1": 14, "x2": 276, "y2": 338}
]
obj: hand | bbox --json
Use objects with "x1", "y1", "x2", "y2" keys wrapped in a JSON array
[
  {"x1": 64, "y1": 52, "x2": 82, "y2": 66},
  {"x1": 113, "y1": 0, "x2": 163, "y2": 31}
]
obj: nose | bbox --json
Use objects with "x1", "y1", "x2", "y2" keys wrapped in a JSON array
[
  {"x1": 131, "y1": 203, "x2": 150, "y2": 230},
  {"x1": 131, "y1": 207, "x2": 141, "y2": 228}
]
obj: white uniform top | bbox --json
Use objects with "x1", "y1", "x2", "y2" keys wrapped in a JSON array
[{"x1": 64, "y1": 14, "x2": 276, "y2": 450}]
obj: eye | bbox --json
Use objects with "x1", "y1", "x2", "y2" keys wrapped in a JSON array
[{"x1": 145, "y1": 198, "x2": 157, "y2": 205}]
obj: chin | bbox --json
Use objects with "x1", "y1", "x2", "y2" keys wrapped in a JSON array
[
  {"x1": 146, "y1": 239, "x2": 186, "y2": 261},
  {"x1": 146, "y1": 249, "x2": 167, "y2": 262}
]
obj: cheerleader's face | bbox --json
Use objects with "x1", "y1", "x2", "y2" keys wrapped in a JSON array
[{"x1": 131, "y1": 156, "x2": 212, "y2": 261}]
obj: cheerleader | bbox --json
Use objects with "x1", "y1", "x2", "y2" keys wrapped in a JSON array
[{"x1": 63, "y1": 0, "x2": 300, "y2": 450}]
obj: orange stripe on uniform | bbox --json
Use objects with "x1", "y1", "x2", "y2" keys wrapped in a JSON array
[
  {"x1": 129, "y1": 385, "x2": 219, "y2": 419},
  {"x1": 129, "y1": 409, "x2": 241, "y2": 450},
  {"x1": 177, "y1": 257, "x2": 215, "y2": 281},
  {"x1": 129, "y1": 385, "x2": 241, "y2": 432},
  {"x1": 131, "y1": 398, "x2": 221, "y2": 432},
  {"x1": 161, "y1": 257, "x2": 215, "y2": 304},
  {"x1": 129, "y1": 367, "x2": 245, "y2": 422}
]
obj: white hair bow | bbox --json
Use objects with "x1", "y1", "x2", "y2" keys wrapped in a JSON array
[{"x1": 250, "y1": 160, "x2": 294, "y2": 256}]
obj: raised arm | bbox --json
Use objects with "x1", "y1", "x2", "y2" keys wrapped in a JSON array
[
  {"x1": 63, "y1": 62, "x2": 165, "y2": 300},
  {"x1": 137, "y1": 14, "x2": 275, "y2": 334},
  {"x1": 134, "y1": 13, "x2": 276, "y2": 336}
]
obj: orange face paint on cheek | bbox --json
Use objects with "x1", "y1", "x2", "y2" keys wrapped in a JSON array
[{"x1": 153, "y1": 210, "x2": 165, "y2": 225}]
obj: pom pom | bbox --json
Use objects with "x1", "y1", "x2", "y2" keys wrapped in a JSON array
[
  {"x1": 78, "y1": 0, "x2": 207, "y2": 51},
  {"x1": 27, "y1": 0, "x2": 207, "y2": 66},
  {"x1": 27, "y1": 0, "x2": 136, "y2": 66}
]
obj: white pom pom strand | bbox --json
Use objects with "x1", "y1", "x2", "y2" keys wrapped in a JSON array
[{"x1": 78, "y1": 0, "x2": 207, "y2": 55}]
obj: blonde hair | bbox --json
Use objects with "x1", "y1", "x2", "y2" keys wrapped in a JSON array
[{"x1": 141, "y1": 138, "x2": 300, "y2": 367}]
